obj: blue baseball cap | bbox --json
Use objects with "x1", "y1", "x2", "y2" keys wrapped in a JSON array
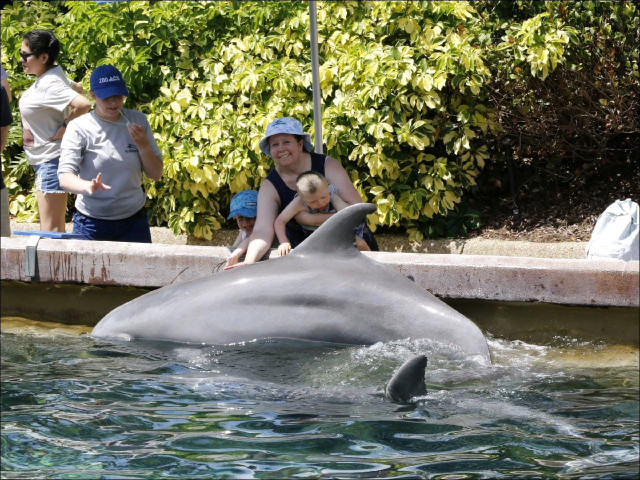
[
  {"x1": 258, "y1": 117, "x2": 313, "y2": 158},
  {"x1": 228, "y1": 190, "x2": 258, "y2": 219},
  {"x1": 90, "y1": 64, "x2": 129, "y2": 99}
]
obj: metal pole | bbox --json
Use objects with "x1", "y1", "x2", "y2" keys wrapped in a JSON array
[{"x1": 309, "y1": 0, "x2": 323, "y2": 153}]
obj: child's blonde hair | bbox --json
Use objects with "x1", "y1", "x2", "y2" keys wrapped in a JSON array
[{"x1": 296, "y1": 171, "x2": 329, "y2": 196}]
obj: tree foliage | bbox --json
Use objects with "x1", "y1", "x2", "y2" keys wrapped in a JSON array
[
  {"x1": 479, "y1": 1, "x2": 639, "y2": 191},
  {"x1": 1, "y1": 1, "x2": 637, "y2": 240}
]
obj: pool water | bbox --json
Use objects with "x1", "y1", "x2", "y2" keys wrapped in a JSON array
[{"x1": 1, "y1": 318, "x2": 638, "y2": 479}]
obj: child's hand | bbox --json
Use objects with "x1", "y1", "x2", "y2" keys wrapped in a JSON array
[
  {"x1": 225, "y1": 251, "x2": 242, "y2": 268},
  {"x1": 277, "y1": 242, "x2": 292, "y2": 256}
]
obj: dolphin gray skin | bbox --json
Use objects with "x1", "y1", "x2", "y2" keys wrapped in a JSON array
[
  {"x1": 385, "y1": 355, "x2": 428, "y2": 403},
  {"x1": 92, "y1": 203, "x2": 491, "y2": 362}
]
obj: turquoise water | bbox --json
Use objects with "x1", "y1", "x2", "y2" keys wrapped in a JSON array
[{"x1": 1, "y1": 326, "x2": 638, "y2": 479}]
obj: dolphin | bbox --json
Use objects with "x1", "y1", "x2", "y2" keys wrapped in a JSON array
[
  {"x1": 92, "y1": 203, "x2": 491, "y2": 362},
  {"x1": 385, "y1": 355, "x2": 428, "y2": 403}
]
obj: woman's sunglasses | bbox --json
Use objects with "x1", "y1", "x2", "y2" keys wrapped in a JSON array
[{"x1": 19, "y1": 51, "x2": 37, "y2": 61}]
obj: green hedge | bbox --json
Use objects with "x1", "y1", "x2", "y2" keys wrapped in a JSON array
[{"x1": 2, "y1": 1, "x2": 637, "y2": 240}]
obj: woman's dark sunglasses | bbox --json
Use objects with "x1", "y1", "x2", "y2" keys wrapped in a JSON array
[{"x1": 19, "y1": 51, "x2": 37, "y2": 61}]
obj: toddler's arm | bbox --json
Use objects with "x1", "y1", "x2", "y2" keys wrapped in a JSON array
[
  {"x1": 294, "y1": 210, "x2": 332, "y2": 227},
  {"x1": 330, "y1": 191, "x2": 349, "y2": 211},
  {"x1": 293, "y1": 187, "x2": 347, "y2": 226},
  {"x1": 274, "y1": 198, "x2": 305, "y2": 256}
]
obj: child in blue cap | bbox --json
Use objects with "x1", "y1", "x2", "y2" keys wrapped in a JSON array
[{"x1": 225, "y1": 190, "x2": 258, "y2": 267}]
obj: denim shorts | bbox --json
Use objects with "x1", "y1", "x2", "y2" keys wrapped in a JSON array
[
  {"x1": 33, "y1": 158, "x2": 65, "y2": 194},
  {"x1": 72, "y1": 208, "x2": 152, "y2": 243}
]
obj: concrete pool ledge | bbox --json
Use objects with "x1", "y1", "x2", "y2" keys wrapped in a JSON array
[{"x1": 1, "y1": 236, "x2": 638, "y2": 307}]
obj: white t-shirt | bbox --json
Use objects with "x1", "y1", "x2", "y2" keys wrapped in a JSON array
[
  {"x1": 58, "y1": 109, "x2": 163, "y2": 220},
  {"x1": 19, "y1": 65, "x2": 79, "y2": 165}
]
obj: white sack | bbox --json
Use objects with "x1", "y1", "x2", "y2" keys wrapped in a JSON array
[{"x1": 586, "y1": 198, "x2": 639, "y2": 261}]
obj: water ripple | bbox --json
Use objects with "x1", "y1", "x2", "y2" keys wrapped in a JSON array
[{"x1": 1, "y1": 331, "x2": 638, "y2": 478}]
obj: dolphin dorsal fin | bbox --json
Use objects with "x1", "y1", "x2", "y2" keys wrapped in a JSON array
[
  {"x1": 385, "y1": 355, "x2": 428, "y2": 403},
  {"x1": 292, "y1": 203, "x2": 376, "y2": 256}
]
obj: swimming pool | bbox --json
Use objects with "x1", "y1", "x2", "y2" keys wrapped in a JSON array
[{"x1": 2, "y1": 317, "x2": 638, "y2": 479}]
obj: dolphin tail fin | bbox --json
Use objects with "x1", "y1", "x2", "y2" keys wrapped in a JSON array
[
  {"x1": 385, "y1": 355, "x2": 428, "y2": 403},
  {"x1": 292, "y1": 203, "x2": 376, "y2": 256}
]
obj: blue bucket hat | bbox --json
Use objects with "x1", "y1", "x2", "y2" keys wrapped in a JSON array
[
  {"x1": 258, "y1": 117, "x2": 314, "y2": 158},
  {"x1": 90, "y1": 64, "x2": 129, "y2": 99},
  {"x1": 228, "y1": 190, "x2": 258, "y2": 219}
]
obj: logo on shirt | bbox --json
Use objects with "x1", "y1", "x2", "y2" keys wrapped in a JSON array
[{"x1": 124, "y1": 143, "x2": 138, "y2": 153}]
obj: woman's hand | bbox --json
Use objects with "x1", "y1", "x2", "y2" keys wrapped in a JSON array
[
  {"x1": 49, "y1": 125, "x2": 66, "y2": 142},
  {"x1": 128, "y1": 120, "x2": 163, "y2": 180},
  {"x1": 87, "y1": 173, "x2": 111, "y2": 195},
  {"x1": 50, "y1": 94, "x2": 92, "y2": 141},
  {"x1": 127, "y1": 123, "x2": 149, "y2": 148}
]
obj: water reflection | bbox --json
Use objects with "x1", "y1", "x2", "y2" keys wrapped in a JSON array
[{"x1": 1, "y1": 317, "x2": 638, "y2": 478}]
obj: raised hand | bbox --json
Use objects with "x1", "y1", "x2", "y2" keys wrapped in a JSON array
[
  {"x1": 127, "y1": 123, "x2": 149, "y2": 149},
  {"x1": 88, "y1": 172, "x2": 112, "y2": 195}
]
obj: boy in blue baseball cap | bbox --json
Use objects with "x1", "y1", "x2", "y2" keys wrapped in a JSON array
[{"x1": 225, "y1": 190, "x2": 258, "y2": 267}]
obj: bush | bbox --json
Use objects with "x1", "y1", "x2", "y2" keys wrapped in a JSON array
[
  {"x1": 2, "y1": 1, "x2": 637, "y2": 240},
  {"x1": 480, "y1": 1, "x2": 639, "y2": 191}
]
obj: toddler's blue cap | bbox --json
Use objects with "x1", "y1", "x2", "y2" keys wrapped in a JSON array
[
  {"x1": 90, "y1": 64, "x2": 129, "y2": 99},
  {"x1": 228, "y1": 190, "x2": 258, "y2": 219},
  {"x1": 258, "y1": 117, "x2": 313, "y2": 158}
]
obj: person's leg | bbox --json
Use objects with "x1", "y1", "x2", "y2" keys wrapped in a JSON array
[
  {"x1": 37, "y1": 191, "x2": 67, "y2": 231},
  {"x1": 0, "y1": 186, "x2": 10, "y2": 237},
  {"x1": 73, "y1": 211, "x2": 95, "y2": 240},
  {"x1": 74, "y1": 209, "x2": 151, "y2": 243},
  {"x1": 117, "y1": 211, "x2": 152, "y2": 243},
  {"x1": 73, "y1": 211, "x2": 117, "y2": 241},
  {"x1": 355, "y1": 236, "x2": 370, "y2": 251},
  {"x1": 34, "y1": 159, "x2": 67, "y2": 232},
  {"x1": 355, "y1": 222, "x2": 379, "y2": 251}
]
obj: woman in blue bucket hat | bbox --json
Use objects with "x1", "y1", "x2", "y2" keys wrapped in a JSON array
[{"x1": 226, "y1": 117, "x2": 377, "y2": 268}]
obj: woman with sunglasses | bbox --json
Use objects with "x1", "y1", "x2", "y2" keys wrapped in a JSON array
[{"x1": 19, "y1": 29, "x2": 91, "y2": 232}]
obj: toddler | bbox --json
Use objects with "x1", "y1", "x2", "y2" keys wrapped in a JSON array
[{"x1": 274, "y1": 171, "x2": 370, "y2": 256}]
